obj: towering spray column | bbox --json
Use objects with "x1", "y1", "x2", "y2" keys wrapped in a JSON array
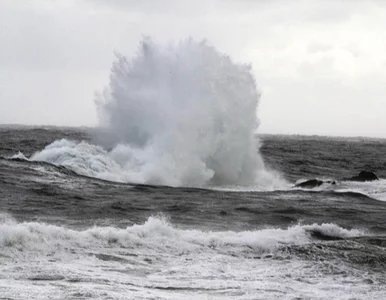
[{"x1": 96, "y1": 38, "x2": 268, "y2": 187}]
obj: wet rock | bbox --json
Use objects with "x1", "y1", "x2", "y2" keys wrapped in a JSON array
[
  {"x1": 295, "y1": 179, "x2": 336, "y2": 189},
  {"x1": 295, "y1": 179, "x2": 324, "y2": 189},
  {"x1": 345, "y1": 171, "x2": 379, "y2": 182}
]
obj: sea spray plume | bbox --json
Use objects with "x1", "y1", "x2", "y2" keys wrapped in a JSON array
[{"x1": 95, "y1": 38, "x2": 275, "y2": 186}]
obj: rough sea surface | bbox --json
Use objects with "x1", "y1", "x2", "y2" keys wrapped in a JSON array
[{"x1": 1, "y1": 126, "x2": 386, "y2": 300}]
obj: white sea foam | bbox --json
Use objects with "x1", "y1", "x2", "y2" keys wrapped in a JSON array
[
  {"x1": 30, "y1": 139, "x2": 128, "y2": 182},
  {"x1": 0, "y1": 216, "x2": 364, "y2": 257},
  {"x1": 10, "y1": 151, "x2": 28, "y2": 160},
  {"x1": 0, "y1": 212, "x2": 15, "y2": 225},
  {"x1": 26, "y1": 38, "x2": 283, "y2": 188},
  {"x1": 1, "y1": 216, "x2": 376, "y2": 300}
]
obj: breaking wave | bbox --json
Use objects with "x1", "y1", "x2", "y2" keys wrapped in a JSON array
[
  {"x1": 0, "y1": 215, "x2": 364, "y2": 258},
  {"x1": 23, "y1": 38, "x2": 283, "y2": 188}
]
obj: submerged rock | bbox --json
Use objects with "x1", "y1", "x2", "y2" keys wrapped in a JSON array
[{"x1": 345, "y1": 171, "x2": 379, "y2": 182}]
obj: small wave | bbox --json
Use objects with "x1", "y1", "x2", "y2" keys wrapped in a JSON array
[
  {"x1": 2, "y1": 153, "x2": 96, "y2": 183},
  {"x1": 11, "y1": 151, "x2": 29, "y2": 160},
  {"x1": 292, "y1": 177, "x2": 386, "y2": 202},
  {"x1": 333, "y1": 190, "x2": 379, "y2": 200},
  {"x1": 295, "y1": 189, "x2": 377, "y2": 201},
  {"x1": 29, "y1": 139, "x2": 128, "y2": 182},
  {"x1": 335, "y1": 180, "x2": 386, "y2": 202}
]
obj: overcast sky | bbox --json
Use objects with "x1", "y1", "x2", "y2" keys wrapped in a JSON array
[{"x1": 0, "y1": 0, "x2": 385, "y2": 137}]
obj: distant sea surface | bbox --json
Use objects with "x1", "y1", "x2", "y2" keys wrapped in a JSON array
[{"x1": 1, "y1": 126, "x2": 386, "y2": 300}]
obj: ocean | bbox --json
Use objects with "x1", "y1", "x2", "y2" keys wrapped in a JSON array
[
  {"x1": 1, "y1": 39, "x2": 386, "y2": 300},
  {"x1": 1, "y1": 126, "x2": 385, "y2": 300}
]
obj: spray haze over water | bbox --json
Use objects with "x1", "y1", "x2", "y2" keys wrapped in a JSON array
[{"x1": 30, "y1": 38, "x2": 281, "y2": 187}]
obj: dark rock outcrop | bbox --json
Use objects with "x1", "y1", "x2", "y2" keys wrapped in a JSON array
[
  {"x1": 295, "y1": 179, "x2": 323, "y2": 189},
  {"x1": 295, "y1": 171, "x2": 380, "y2": 189},
  {"x1": 295, "y1": 179, "x2": 336, "y2": 189},
  {"x1": 345, "y1": 171, "x2": 379, "y2": 182}
]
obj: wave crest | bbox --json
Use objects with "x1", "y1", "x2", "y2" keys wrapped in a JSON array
[{"x1": 0, "y1": 216, "x2": 364, "y2": 257}]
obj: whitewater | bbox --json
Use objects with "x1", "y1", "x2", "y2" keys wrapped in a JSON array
[
  {"x1": 23, "y1": 38, "x2": 281, "y2": 188},
  {"x1": 1, "y1": 213, "x2": 375, "y2": 300}
]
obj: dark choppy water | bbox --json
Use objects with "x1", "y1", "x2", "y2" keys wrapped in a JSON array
[{"x1": 1, "y1": 126, "x2": 386, "y2": 299}]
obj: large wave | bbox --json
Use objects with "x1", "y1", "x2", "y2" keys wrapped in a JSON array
[
  {"x1": 0, "y1": 214, "x2": 363, "y2": 257},
  {"x1": 30, "y1": 38, "x2": 282, "y2": 187},
  {"x1": 0, "y1": 214, "x2": 375, "y2": 300}
]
